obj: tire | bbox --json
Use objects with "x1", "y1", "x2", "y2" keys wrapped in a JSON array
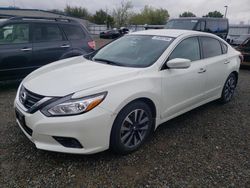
[
  {"x1": 110, "y1": 101, "x2": 153, "y2": 154},
  {"x1": 219, "y1": 73, "x2": 237, "y2": 104}
]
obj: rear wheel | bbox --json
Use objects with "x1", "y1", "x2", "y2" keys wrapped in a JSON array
[
  {"x1": 220, "y1": 73, "x2": 237, "y2": 103},
  {"x1": 110, "y1": 101, "x2": 153, "y2": 154}
]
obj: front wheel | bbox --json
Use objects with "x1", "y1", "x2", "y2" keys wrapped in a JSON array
[
  {"x1": 110, "y1": 101, "x2": 153, "y2": 154},
  {"x1": 219, "y1": 73, "x2": 237, "y2": 103}
]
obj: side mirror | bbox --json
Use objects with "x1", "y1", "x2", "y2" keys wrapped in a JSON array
[{"x1": 167, "y1": 58, "x2": 191, "y2": 69}]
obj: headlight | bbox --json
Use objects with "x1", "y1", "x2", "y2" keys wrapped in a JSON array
[{"x1": 41, "y1": 92, "x2": 107, "y2": 116}]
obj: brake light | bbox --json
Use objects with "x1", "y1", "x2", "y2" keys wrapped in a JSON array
[{"x1": 88, "y1": 41, "x2": 96, "y2": 50}]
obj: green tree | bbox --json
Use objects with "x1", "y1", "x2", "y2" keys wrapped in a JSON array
[
  {"x1": 91, "y1": 9, "x2": 114, "y2": 28},
  {"x1": 130, "y1": 6, "x2": 169, "y2": 25},
  {"x1": 179, "y1": 11, "x2": 196, "y2": 17},
  {"x1": 112, "y1": 0, "x2": 133, "y2": 27},
  {"x1": 203, "y1": 11, "x2": 223, "y2": 18},
  {"x1": 64, "y1": 5, "x2": 91, "y2": 19}
]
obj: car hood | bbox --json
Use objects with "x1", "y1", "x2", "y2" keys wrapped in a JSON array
[{"x1": 23, "y1": 56, "x2": 140, "y2": 97}]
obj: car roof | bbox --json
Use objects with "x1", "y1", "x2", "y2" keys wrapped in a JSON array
[
  {"x1": 0, "y1": 17, "x2": 79, "y2": 25},
  {"x1": 130, "y1": 29, "x2": 204, "y2": 38},
  {"x1": 169, "y1": 17, "x2": 228, "y2": 21}
]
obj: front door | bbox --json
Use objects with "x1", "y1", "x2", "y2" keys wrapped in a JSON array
[
  {"x1": 0, "y1": 23, "x2": 32, "y2": 80},
  {"x1": 161, "y1": 37, "x2": 206, "y2": 120}
]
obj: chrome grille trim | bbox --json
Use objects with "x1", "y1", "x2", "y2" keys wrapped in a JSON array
[{"x1": 18, "y1": 86, "x2": 52, "y2": 113}]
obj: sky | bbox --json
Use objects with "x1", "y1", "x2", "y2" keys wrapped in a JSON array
[{"x1": 0, "y1": 0, "x2": 250, "y2": 24}]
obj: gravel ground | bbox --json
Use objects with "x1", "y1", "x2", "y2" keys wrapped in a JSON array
[{"x1": 0, "y1": 68, "x2": 250, "y2": 187}]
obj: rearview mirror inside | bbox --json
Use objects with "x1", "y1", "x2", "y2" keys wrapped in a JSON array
[{"x1": 167, "y1": 58, "x2": 191, "y2": 69}]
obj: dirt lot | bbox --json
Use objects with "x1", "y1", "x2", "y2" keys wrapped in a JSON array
[{"x1": 0, "y1": 37, "x2": 250, "y2": 187}]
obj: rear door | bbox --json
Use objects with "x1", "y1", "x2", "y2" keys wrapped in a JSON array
[
  {"x1": 199, "y1": 36, "x2": 228, "y2": 99},
  {"x1": 31, "y1": 23, "x2": 71, "y2": 67},
  {"x1": 61, "y1": 24, "x2": 93, "y2": 54},
  {"x1": 0, "y1": 22, "x2": 32, "y2": 80}
]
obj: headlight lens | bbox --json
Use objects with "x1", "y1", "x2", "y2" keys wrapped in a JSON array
[{"x1": 42, "y1": 92, "x2": 107, "y2": 116}]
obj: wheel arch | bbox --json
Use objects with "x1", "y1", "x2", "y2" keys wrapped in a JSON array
[
  {"x1": 231, "y1": 71, "x2": 238, "y2": 84},
  {"x1": 114, "y1": 97, "x2": 157, "y2": 131}
]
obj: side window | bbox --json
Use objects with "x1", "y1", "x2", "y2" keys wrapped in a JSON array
[
  {"x1": 196, "y1": 21, "x2": 205, "y2": 31},
  {"x1": 0, "y1": 23, "x2": 29, "y2": 44},
  {"x1": 219, "y1": 21, "x2": 228, "y2": 33},
  {"x1": 61, "y1": 25, "x2": 86, "y2": 40},
  {"x1": 169, "y1": 37, "x2": 200, "y2": 61},
  {"x1": 221, "y1": 42, "x2": 228, "y2": 54},
  {"x1": 206, "y1": 20, "x2": 219, "y2": 33},
  {"x1": 33, "y1": 24, "x2": 63, "y2": 42},
  {"x1": 200, "y1": 37, "x2": 222, "y2": 58},
  {"x1": 200, "y1": 21, "x2": 205, "y2": 31}
]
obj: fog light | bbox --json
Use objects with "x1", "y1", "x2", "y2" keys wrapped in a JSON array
[{"x1": 53, "y1": 136, "x2": 83, "y2": 148}]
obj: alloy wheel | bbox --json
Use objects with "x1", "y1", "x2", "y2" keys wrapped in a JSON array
[
  {"x1": 120, "y1": 109, "x2": 150, "y2": 148},
  {"x1": 224, "y1": 76, "x2": 236, "y2": 102}
]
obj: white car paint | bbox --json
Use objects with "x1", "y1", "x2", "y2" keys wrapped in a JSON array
[{"x1": 14, "y1": 29, "x2": 241, "y2": 154}]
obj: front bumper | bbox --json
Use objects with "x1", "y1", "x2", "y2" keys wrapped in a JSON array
[{"x1": 14, "y1": 99, "x2": 115, "y2": 154}]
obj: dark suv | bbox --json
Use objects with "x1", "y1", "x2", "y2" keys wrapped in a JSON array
[{"x1": 0, "y1": 17, "x2": 95, "y2": 81}]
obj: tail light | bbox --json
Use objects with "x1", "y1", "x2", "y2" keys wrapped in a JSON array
[{"x1": 88, "y1": 41, "x2": 96, "y2": 50}]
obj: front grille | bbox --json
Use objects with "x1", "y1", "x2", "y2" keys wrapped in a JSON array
[{"x1": 19, "y1": 86, "x2": 44, "y2": 110}]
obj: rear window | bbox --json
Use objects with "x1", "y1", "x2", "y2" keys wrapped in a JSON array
[
  {"x1": 33, "y1": 23, "x2": 63, "y2": 42},
  {"x1": 62, "y1": 25, "x2": 86, "y2": 40},
  {"x1": 200, "y1": 37, "x2": 222, "y2": 58},
  {"x1": 221, "y1": 42, "x2": 228, "y2": 54}
]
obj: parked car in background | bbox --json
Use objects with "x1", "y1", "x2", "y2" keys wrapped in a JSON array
[
  {"x1": 15, "y1": 29, "x2": 241, "y2": 155},
  {"x1": 100, "y1": 27, "x2": 129, "y2": 39},
  {"x1": 119, "y1": 27, "x2": 129, "y2": 34},
  {"x1": 100, "y1": 29, "x2": 121, "y2": 39},
  {"x1": 165, "y1": 17, "x2": 229, "y2": 39},
  {"x1": 0, "y1": 17, "x2": 95, "y2": 81},
  {"x1": 236, "y1": 37, "x2": 250, "y2": 61},
  {"x1": 229, "y1": 34, "x2": 250, "y2": 46}
]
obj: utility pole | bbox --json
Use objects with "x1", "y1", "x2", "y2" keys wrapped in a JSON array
[{"x1": 224, "y1": 5, "x2": 228, "y2": 18}]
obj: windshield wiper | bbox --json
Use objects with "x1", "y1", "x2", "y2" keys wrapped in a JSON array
[{"x1": 93, "y1": 58, "x2": 123, "y2": 66}]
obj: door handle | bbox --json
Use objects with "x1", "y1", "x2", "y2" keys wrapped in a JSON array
[
  {"x1": 20, "y1": 47, "x2": 32, "y2": 52},
  {"x1": 60, "y1": 44, "x2": 70, "y2": 48},
  {"x1": 198, "y1": 68, "x2": 206, "y2": 73},
  {"x1": 224, "y1": 60, "x2": 230, "y2": 64}
]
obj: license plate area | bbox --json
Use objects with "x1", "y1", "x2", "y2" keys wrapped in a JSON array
[{"x1": 15, "y1": 108, "x2": 33, "y2": 136}]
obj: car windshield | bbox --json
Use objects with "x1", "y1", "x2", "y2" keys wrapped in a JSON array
[
  {"x1": 165, "y1": 19, "x2": 198, "y2": 30},
  {"x1": 92, "y1": 35, "x2": 174, "y2": 67}
]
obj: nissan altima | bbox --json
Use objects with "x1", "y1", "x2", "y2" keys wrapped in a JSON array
[{"x1": 14, "y1": 29, "x2": 241, "y2": 154}]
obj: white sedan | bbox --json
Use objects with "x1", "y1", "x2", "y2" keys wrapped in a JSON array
[{"x1": 14, "y1": 29, "x2": 241, "y2": 154}]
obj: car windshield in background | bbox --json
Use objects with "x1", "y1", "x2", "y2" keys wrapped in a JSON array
[
  {"x1": 92, "y1": 35, "x2": 174, "y2": 67},
  {"x1": 165, "y1": 20, "x2": 198, "y2": 30},
  {"x1": 0, "y1": 19, "x2": 8, "y2": 23}
]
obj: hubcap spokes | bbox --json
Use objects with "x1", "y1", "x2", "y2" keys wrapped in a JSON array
[
  {"x1": 120, "y1": 109, "x2": 150, "y2": 148},
  {"x1": 224, "y1": 77, "x2": 236, "y2": 101}
]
